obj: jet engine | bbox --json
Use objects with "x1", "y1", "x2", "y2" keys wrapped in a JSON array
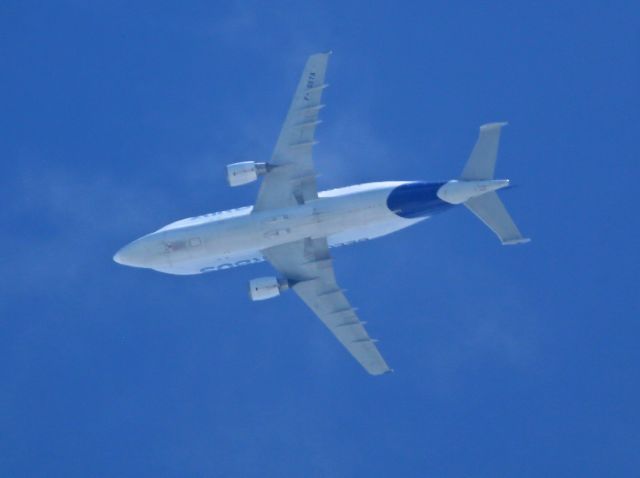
[
  {"x1": 226, "y1": 161, "x2": 268, "y2": 187},
  {"x1": 248, "y1": 277, "x2": 288, "y2": 301}
]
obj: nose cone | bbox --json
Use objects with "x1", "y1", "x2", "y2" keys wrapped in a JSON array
[
  {"x1": 113, "y1": 239, "x2": 151, "y2": 268},
  {"x1": 113, "y1": 246, "x2": 131, "y2": 266}
]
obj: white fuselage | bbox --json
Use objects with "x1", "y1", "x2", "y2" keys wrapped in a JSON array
[
  {"x1": 113, "y1": 178, "x2": 513, "y2": 274},
  {"x1": 114, "y1": 181, "x2": 428, "y2": 275}
]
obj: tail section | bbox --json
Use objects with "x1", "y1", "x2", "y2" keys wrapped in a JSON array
[{"x1": 460, "y1": 122, "x2": 530, "y2": 245}]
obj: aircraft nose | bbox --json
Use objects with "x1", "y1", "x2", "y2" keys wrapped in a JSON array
[{"x1": 113, "y1": 240, "x2": 149, "y2": 267}]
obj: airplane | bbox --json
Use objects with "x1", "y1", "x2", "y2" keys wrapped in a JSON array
[{"x1": 113, "y1": 52, "x2": 529, "y2": 375}]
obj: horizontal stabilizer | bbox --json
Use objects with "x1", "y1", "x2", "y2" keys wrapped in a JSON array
[
  {"x1": 461, "y1": 122, "x2": 507, "y2": 180},
  {"x1": 465, "y1": 191, "x2": 530, "y2": 245}
]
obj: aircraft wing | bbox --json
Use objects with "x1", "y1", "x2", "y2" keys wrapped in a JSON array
[
  {"x1": 253, "y1": 52, "x2": 331, "y2": 213},
  {"x1": 262, "y1": 237, "x2": 392, "y2": 375}
]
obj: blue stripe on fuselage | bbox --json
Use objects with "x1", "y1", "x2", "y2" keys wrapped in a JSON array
[{"x1": 386, "y1": 182, "x2": 452, "y2": 218}]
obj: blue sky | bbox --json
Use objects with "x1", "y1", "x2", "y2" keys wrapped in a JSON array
[{"x1": 1, "y1": 1, "x2": 638, "y2": 476}]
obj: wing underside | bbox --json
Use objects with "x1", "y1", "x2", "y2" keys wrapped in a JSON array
[
  {"x1": 253, "y1": 52, "x2": 331, "y2": 212},
  {"x1": 256, "y1": 53, "x2": 390, "y2": 375},
  {"x1": 263, "y1": 238, "x2": 391, "y2": 375}
]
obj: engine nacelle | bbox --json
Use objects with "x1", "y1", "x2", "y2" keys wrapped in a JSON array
[
  {"x1": 226, "y1": 161, "x2": 268, "y2": 187},
  {"x1": 248, "y1": 277, "x2": 287, "y2": 301}
]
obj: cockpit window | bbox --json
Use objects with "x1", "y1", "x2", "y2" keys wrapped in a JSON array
[
  {"x1": 165, "y1": 238, "x2": 202, "y2": 252},
  {"x1": 165, "y1": 240, "x2": 187, "y2": 252}
]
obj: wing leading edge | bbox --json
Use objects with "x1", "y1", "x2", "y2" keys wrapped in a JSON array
[{"x1": 263, "y1": 238, "x2": 392, "y2": 376}]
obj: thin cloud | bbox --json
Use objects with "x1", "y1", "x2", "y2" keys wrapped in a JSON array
[{"x1": 0, "y1": 164, "x2": 178, "y2": 298}]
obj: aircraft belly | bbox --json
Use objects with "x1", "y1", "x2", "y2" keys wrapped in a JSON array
[
  {"x1": 154, "y1": 183, "x2": 420, "y2": 275},
  {"x1": 328, "y1": 215, "x2": 425, "y2": 247}
]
